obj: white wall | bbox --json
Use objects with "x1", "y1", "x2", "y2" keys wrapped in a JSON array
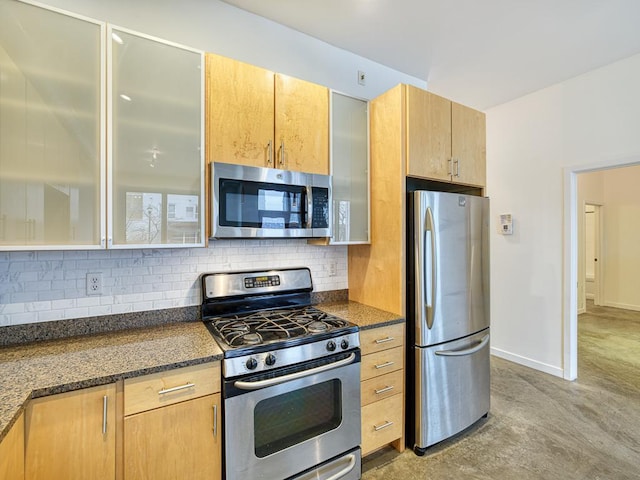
[
  {"x1": 487, "y1": 52, "x2": 640, "y2": 378},
  {"x1": 0, "y1": 0, "x2": 425, "y2": 327},
  {"x1": 37, "y1": 0, "x2": 426, "y2": 100}
]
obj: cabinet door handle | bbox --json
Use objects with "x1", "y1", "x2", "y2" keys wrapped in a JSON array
[
  {"x1": 279, "y1": 140, "x2": 285, "y2": 166},
  {"x1": 448, "y1": 158, "x2": 453, "y2": 176},
  {"x1": 454, "y1": 158, "x2": 460, "y2": 177},
  {"x1": 102, "y1": 395, "x2": 108, "y2": 435},
  {"x1": 267, "y1": 140, "x2": 273, "y2": 166},
  {"x1": 374, "y1": 420, "x2": 394, "y2": 431},
  {"x1": 158, "y1": 382, "x2": 195, "y2": 395},
  {"x1": 212, "y1": 404, "x2": 218, "y2": 437},
  {"x1": 374, "y1": 336, "x2": 394, "y2": 344},
  {"x1": 375, "y1": 361, "x2": 395, "y2": 369},
  {"x1": 374, "y1": 385, "x2": 394, "y2": 395}
]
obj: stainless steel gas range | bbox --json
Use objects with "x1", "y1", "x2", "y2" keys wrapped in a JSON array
[{"x1": 201, "y1": 267, "x2": 362, "y2": 480}]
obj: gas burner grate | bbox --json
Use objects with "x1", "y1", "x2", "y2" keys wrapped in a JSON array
[{"x1": 209, "y1": 307, "x2": 349, "y2": 347}]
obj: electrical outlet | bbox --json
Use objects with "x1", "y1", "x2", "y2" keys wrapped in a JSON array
[
  {"x1": 328, "y1": 262, "x2": 337, "y2": 277},
  {"x1": 86, "y1": 272, "x2": 103, "y2": 296},
  {"x1": 357, "y1": 70, "x2": 366, "y2": 86}
]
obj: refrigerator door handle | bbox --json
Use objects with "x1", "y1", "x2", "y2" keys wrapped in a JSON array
[
  {"x1": 434, "y1": 334, "x2": 490, "y2": 357},
  {"x1": 424, "y1": 206, "x2": 436, "y2": 329}
]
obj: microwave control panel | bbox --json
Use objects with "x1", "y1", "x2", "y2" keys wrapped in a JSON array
[{"x1": 311, "y1": 187, "x2": 329, "y2": 228}]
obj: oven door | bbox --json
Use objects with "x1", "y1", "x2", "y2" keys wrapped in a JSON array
[{"x1": 224, "y1": 351, "x2": 361, "y2": 480}]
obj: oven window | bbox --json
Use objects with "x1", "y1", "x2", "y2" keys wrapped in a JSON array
[{"x1": 254, "y1": 379, "x2": 342, "y2": 458}]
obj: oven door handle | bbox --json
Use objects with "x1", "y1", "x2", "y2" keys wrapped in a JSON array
[{"x1": 233, "y1": 352, "x2": 357, "y2": 390}]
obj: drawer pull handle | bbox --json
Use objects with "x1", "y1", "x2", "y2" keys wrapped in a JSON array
[
  {"x1": 158, "y1": 382, "x2": 195, "y2": 395},
  {"x1": 375, "y1": 337, "x2": 394, "y2": 344},
  {"x1": 375, "y1": 361, "x2": 395, "y2": 369},
  {"x1": 375, "y1": 385, "x2": 394, "y2": 395},
  {"x1": 374, "y1": 420, "x2": 394, "y2": 431}
]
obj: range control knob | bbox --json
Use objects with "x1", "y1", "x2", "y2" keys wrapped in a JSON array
[
  {"x1": 246, "y1": 357, "x2": 258, "y2": 370},
  {"x1": 340, "y1": 339, "x2": 349, "y2": 350},
  {"x1": 326, "y1": 340, "x2": 337, "y2": 352},
  {"x1": 265, "y1": 354, "x2": 276, "y2": 366}
]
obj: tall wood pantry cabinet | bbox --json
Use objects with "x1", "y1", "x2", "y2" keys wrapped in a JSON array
[
  {"x1": 205, "y1": 52, "x2": 329, "y2": 175},
  {"x1": 348, "y1": 83, "x2": 486, "y2": 316}
]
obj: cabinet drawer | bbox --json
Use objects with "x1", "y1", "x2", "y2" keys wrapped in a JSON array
[
  {"x1": 361, "y1": 369, "x2": 404, "y2": 406},
  {"x1": 125, "y1": 363, "x2": 220, "y2": 416},
  {"x1": 361, "y1": 394, "x2": 403, "y2": 456},
  {"x1": 361, "y1": 346, "x2": 403, "y2": 381},
  {"x1": 359, "y1": 324, "x2": 404, "y2": 355}
]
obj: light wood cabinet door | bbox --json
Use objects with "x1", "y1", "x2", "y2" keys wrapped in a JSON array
[
  {"x1": 24, "y1": 384, "x2": 116, "y2": 480},
  {"x1": 0, "y1": 413, "x2": 24, "y2": 480},
  {"x1": 275, "y1": 74, "x2": 329, "y2": 174},
  {"x1": 124, "y1": 394, "x2": 221, "y2": 480},
  {"x1": 206, "y1": 53, "x2": 275, "y2": 168},
  {"x1": 406, "y1": 86, "x2": 452, "y2": 182},
  {"x1": 361, "y1": 394, "x2": 403, "y2": 456},
  {"x1": 451, "y1": 102, "x2": 486, "y2": 187}
]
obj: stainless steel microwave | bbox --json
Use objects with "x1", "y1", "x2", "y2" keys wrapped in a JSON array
[{"x1": 211, "y1": 162, "x2": 332, "y2": 239}]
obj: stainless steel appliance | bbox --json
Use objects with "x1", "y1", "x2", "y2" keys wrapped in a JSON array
[
  {"x1": 211, "y1": 162, "x2": 332, "y2": 239},
  {"x1": 201, "y1": 267, "x2": 361, "y2": 480},
  {"x1": 407, "y1": 190, "x2": 490, "y2": 455}
]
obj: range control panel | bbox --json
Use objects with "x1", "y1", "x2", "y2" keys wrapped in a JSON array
[{"x1": 243, "y1": 275, "x2": 281, "y2": 289}]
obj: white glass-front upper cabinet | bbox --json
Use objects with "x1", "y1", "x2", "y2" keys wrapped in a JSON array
[
  {"x1": 0, "y1": 0, "x2": 105, "y2": 249},
  {"x1": 108, "y1": 27, "x2": 204, "y2": 248},
  {"x1": 330, "y1": 92, "x2": 369, "y2": 244}
]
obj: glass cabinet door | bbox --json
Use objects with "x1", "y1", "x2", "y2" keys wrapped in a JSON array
[
  {"x1": 0, "y1": 1, "x2": 105, "y2": 249},
  {"x1": 108, "y1": 27, "x2": 204, "y2": 248},
  {"x1": 330, "y1": 92, "x2": 369, "y2": 244}
]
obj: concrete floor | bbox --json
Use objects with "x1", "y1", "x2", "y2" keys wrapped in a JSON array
[{"x1": 362, "y1": 302, "x2": 640, "y2": 479}]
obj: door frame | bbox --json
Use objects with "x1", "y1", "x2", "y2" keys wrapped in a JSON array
[{"x1": 563, "y1": 158, "x2": 640, "y2": 381}]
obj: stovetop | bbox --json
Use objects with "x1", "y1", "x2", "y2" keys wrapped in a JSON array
[
  {"x1": 200, "y1": 268, "x2": 360, "y2": 377},
  {"x1": 207, "y1": 306, "x2": 352, "y2": 349}
]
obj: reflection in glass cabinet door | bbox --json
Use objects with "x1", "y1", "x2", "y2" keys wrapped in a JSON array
[
  {"x1": 0, "y1": 1, "x2": 105, "y2": 249},
  {"x1": 108, "y1": 26, "x2": 204, "y2": 248}
]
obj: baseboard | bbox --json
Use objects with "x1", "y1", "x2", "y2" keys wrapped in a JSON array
[
  {"x1": 585, "y1": 293, "x2": 595, "y2": 300},
  {"x1": 603, "y1": 301, "x2": 640, "y2": 312},
  {"x1": 490, "y1": 347, "x2": 564, "y2": 378}
]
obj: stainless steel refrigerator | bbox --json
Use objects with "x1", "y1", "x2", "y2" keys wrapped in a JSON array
[{"x1": 406, "y1": 190, "x2": 490, "y2": 455}]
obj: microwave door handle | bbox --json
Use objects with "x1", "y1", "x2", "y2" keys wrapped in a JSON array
[{"x1": 307, "y1": 186, "x2": 313, "y2": 228}]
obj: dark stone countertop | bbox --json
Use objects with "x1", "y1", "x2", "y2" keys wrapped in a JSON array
[
  {"x1": 0, "y1": 297, "x2": 403, "y2": 443},
  {"x1": 0, "y1": 322, "x2": 222, "y2": 442}
]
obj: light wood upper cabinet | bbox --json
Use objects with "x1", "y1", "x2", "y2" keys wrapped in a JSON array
[
  {"x1": 124, "y1": 394, "x2": 221, "y2": 480},
  {"x1": 451, "y1": 101, "x2": 486, "y2": 186},
  {"x1": 405, "y1": 85, "x2": 486, "y2": 187},
  {"x1": 0, "y1": 413, "x2": 24, "y2": 480},
  {"x1": 24, "y1": 384, "x2": 116, "y2": 480},
  {"x1": 275, "y1": 74, "x2": 329, "y2": 174},
  {"x1": 206, "y1": 53, "x2": 274, "y2": 167},
  {"x1": 206, "y1": 53, "x2": 329, "y2": 175},
  {"x1": 406, "y1": 87, "x2": 452, "y2": 182}
]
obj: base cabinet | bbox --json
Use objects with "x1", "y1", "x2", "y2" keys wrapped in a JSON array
[
  {"x1": 24, "y1": 384, "x2": 116, "y2": 480},
  {"x1": 359, "y1": 323, "x2": 405, "y2": 456},
  {"x1": 0, "y1": 413, "x2": 24, "y2": 480},
  {"x1": 123, "y1": 394, "x2": 221, "y2": 480},
  {"x1": 123, "y1": 363, "x2": 222, "y2": 480}
]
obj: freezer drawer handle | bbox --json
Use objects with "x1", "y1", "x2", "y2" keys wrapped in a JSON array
[
  {"x1": 375, "y1": 361, "x2": 395, "y2": 369},
  {"x1": 435, "y1": 335, "x2": 490, "y2": 357},
  {"x1": 158, "y1": 382, "x2": 195, "y2": 395},
  {"x1": 374, "y1": 336, "x2": 394, "y2": 344},
  {"x1": 374, "y1": 385, "x2": 394, "y2": 395},
  {"x1": 373, "y1": 420, "x2": 394, "y2": 431}
]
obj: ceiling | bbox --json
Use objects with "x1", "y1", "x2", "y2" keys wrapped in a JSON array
[{"x1": 221, "y1": 0, "x2": 640, "y2": 110}]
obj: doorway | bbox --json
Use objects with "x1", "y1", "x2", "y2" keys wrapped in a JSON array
[
  {"x1": 581, "y1": 203, "x2": 602, "y2": 311},
  {"x1": 565, "y1": 161, "x2": 640, "y2": 380}
]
